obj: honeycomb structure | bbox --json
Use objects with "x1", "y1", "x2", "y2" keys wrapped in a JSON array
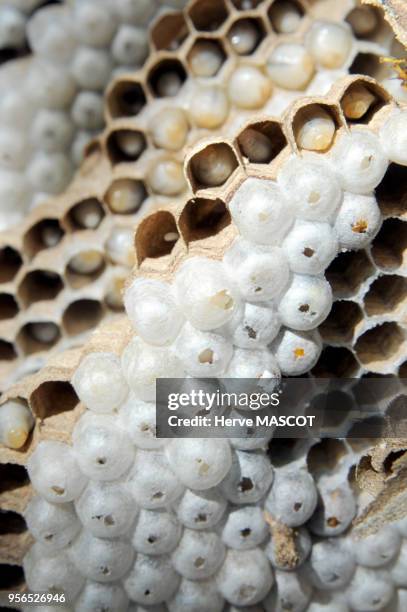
[
  {"x1": 1, "y1": 0, "x2": 404, "y2": 390},
  {"x1": 0, "y1": 74, "x2": 405, "y2": 604}
]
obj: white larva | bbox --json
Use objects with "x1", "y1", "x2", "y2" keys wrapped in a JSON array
[
  {"x1": 150, "y1": 108, "x2": 189, "y2": 151},
  {"x1": 295, "y1": 107, "x2": 336, "y2": 152},
  {"x1": 188, "y1": 85, "x2": 229, "y2": 129},
  {"x1": 269, "y1": 0, "x2": 303, "y2": 34},
  {"x1": 0, "y1": 400, "x2": 34, "y2": 449},
  {"x1": 228, "y1": 19, "x2": 260, "y2": 56},
  {"x1": 341, "y1": 83, "x2": 376, "y2": 120},
  {"x1": 71, "y1": 199, "x2": 103, "y2": 229},
  {"x1": 105, "y1": 178, "x2": 146, "y2": 214},
  {"x1": 188, "y1": 40, "x2": 224, "y2": 77},
  {"x1": 113, "y1": 129, "x2": 145, "y2": 158},
  {"x1": 105, "y1": 226, "x2": 134, "y2": 266},
  {"x1": 228, "y1": 66, "x2": 272, "y2": 109},
  {"x1": 267, "y1": 43, "x2": 315, "y2": 90},
  {"x1": 228, "y1": 178, "x2": 294, "y2": 246},
  {"x1": 148, "y1": 159, "x2": 186, "y2": 195},
  {"x1": 155, "y1": 71, "x2": 183, "y2": 98},
  {"x1": 306, "y1": 21, "x2": 353, "y2": 69},
  {"x1": 68, "y1": 250, "x2": 104, "y2": 275},
  {"x1": 190, "y1": 144, "x2": 237, "y2": 188}
]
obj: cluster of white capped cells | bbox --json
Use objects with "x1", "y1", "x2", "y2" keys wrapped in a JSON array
[
  {"x1": 0, "y1": 0, "x2": 186, "y2": 230},
  {"x1": 22, "y1": 108, "x2": 407, "y2": 611}
]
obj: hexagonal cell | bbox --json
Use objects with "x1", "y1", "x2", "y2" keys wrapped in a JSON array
[
  {"x1": 346, "y1": 5, "x2": 382, "y2": 40},
  {"x1": 66, "y1": 198, "x2": 105, "y2": 231},
  {"x1": 0, "y1": 293, "x2": 18, "y2": 320},
  {"x1": 179, "y1": 197, "x2": 231, "y2": 244},
  {"x1": 349, "y1": 52, "x2": 384, "y2": 80},
  {"x1": 106, "y1": 129, "x2": 147, "y2": 164},
  {"x1": 371, "y1": 218, "x2": 407, "y2": 271},
  {"x1": 104, "y1": 178, "x2": 148, "y2": 216},
  {"x1": 237, "y1": 120, "x2": 286, "y2": 164},
  {"x1": 63, "y1": 299, "x2": 104, "y2": 336},
  {"x1": 18, "y1": 270, "x2": 63, "y2": 308},
  {"x1": 326, "y1": 250, "x2": 375, "y2": 299},
  {"x1": 147, "y1": 58, "x2": 187, "y2": 98},
  {"x1": 227, "y1": 18, "x2": 265, "y2": 56},
  {"x1": 312, "y1": 346, "x2": 359, "y2": 377},
  {"x1": 375, "y1": 163, "x2": 407, "y2": 217},
  {"x1": 293, "y1": 104, "x2": 339, "y2": 153},
  {"x1": 355, "y1": 322, "x2": 405, "y2": 372},
  {"x1": 187, "y1": 143, "x2": 239, "y2": 190},
  {"x1": 23, "y1": 219, "x2": 64, "y2": 258},
  {"x1": 151, "y1": 11, "x2": 189, "y2": 51},
  {"x1": 0, "y1": 510, "x2": 26, "y2": 536},
  {"x1": 188, "y1": 0, "x2": 229, "y2": 31},
  {"x1": 0, "y1": 246, "x2": 22, "y2": 283},
  {"x1": 136, "y1": 210, "x2": 180, "y2": 264},
  {"x1": 30, "y1": 381, "x2": 79, "y2": 420},
  {"x1": 66, "y1": 250, "x2": 105, "y2": 289},
  {"x1": 307, "y1": 439, "x2": 349, "y2": 475},
  {"x1": 187, "y1": 38, "x2": 227, "y2": 77},
  {"x1": 364, "y1": 274, "x2": 406, "y2": 317},
  {"x1": 339, "y1": 80, "x2": 387, "y2": 125},
  {"x1": 319, "y1": 301, "x2": 363, "y2": 345},
  {"x1": 0, "y1": 339, "x2": 17, "y2": 361},
  {"x1": 353, "y1": 372, "x2": 399, "y2": 409},
  {"x1": 268, "y1": 0, "x2": 304, "y2": 34},
  {"x1": 0, "y1": 564, "x2": 24, "y2": 590},
  {"x1": 107, "y1": 80, "x2": 147, "y2": 119},
  {"x1": 231, "y1": 0, "x2": 265, "y2": 9},
  {"x1": 17, "y1": 322, "x2": 61, "y2": 355}
]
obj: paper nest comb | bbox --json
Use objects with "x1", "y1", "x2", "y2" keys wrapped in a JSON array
[
  {"x1": 0, "y1": 0, "x2": 405, "y2": 607},
  {"x1": 0, "y1": 0, "x2": 405, "y2": 393}
]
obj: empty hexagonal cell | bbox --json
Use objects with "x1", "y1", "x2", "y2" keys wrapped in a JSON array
[
  {"x1": 307, "y1": 438, "x2": 349, "y2": 475},
  {"x1": 355, "y1": 322, "x2": 405, "y2": 372},
  {"x1": 66, "y1": 250, "x2": 105, "y2": 289},
  {"x1": 107, "y1": 80, "x2": 147, "y2": 119},
  {"x1": 375, "y1": 163, "x2": 407, "y2": 217},
  {"x1": 293, "y1": 104, "x2": 338, "y2": 152},
  {"x1": 151, "y1": 11, "x2": 189, "y2": 51},
  {"x1": 0, "y1": 339, "x2": 17, "y2": 361},
  {"x1": 349, "y1": 52, "x2": 385, "y2": 80},
  {"x1": 147, "y1": 59, "x2": 187, "y2": 98},
  {"x1": 364, "y1": 274, "x2": 406, "y2": 317},
  {"x1": 237, "y1": 120, "x2": 286, "y2": 164},
  {"x1": 0, "y1": 510, "x2": 26, "y2": 536},
  {"x1": 18, "y1": 270, "x2": 63, "y2": 307},
  {"x1": 353, "y1": 372, "x2": 399, "y2": 409},
  {"x1": 227, "y1": 18, "x2": 265, "y2": 56},
  {"x1": 0, "y1": 564, "x2": 24, "y2": 590},
  {"x1": 0, "y1": 293, "x2": 18, "y2": 320},
  {"x1": 106, "y1": 129, "x2": 147, "y2": 164},
  {"x1": 0, "y1": 247, "x2": 22, "y2": 283},
  {"x1": 371, "y1": 218, "x2": 407, "y2": 271},
  {"x1": 66, "y1": 198, "x2": 105, "y2": 230},
  {"x1": 319, "y1": 301, "x2": 363, "y2": 345},
  {"x1": 339, "y1": 81, "x2": 386, "y2": 124},
  {"x1": 188, "y1": 143, "x2": 239, "y2": 190},
  {"x1": 136, "y1": 210, "x2": 180, "y2": 264},
  {"x1": 17, "y1": 322, "x2": 61, "y2": 355},
  {"x1": 187, "y1": 38, "x2": 226, "y2": 77},
  {"x1": 23, "y1": 219, "x2": 64, "y2": 258},
  {"x1": 62, "y1": 299, "x2": 104, "y2": 336},
  {"x1": 268, "y1": 0, "x2": 304, "y2": 34},
  {"x1": 326, "y1": 250, "x2": 375, "y2": 299},
  {"x1": 30, "y1": 381, "x2": 79, "y2": 420},
  {"x1": 179, "y1": 197, "x2": 231, "y2": 244},
  {"x1": 104, "y1": 178, "x2": 148, "y2": 215},
  {"x1": 188, "y1": 0, "x2": 229, "y2": 31},
  {"x1": 312, "y1": 346, "x2": 359, "y2": 377}
]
